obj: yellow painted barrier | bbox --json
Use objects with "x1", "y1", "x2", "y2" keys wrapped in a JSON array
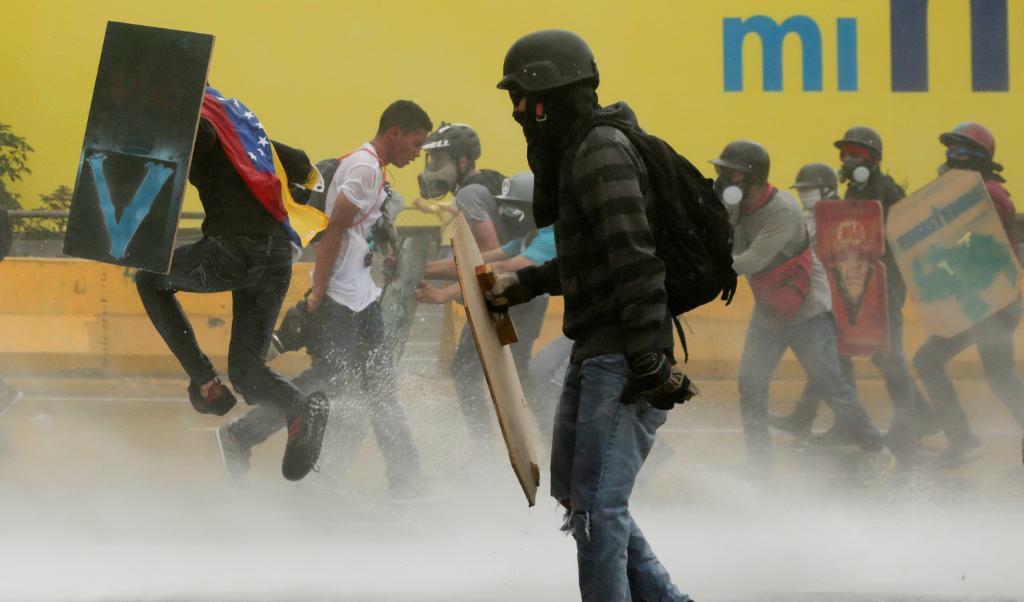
[{"x1": 0, "y1": 257, "x2": 1010, "y2": 380}]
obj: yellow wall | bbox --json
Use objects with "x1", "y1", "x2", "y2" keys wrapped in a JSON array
[{"x1": 2, "y1": 0, "x2": 1023, "y2": 229}]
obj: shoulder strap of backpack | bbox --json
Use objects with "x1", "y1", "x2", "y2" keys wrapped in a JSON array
[{"x1": 462, "y1": 169, "x2": 506, "y2": 196}]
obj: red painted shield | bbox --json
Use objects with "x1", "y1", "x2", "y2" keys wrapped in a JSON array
[{"x1": 814, "y1": 200, "x2": 891, "y2": 356}]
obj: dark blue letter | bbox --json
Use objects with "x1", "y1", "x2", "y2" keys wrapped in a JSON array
[
  {"x1": 890, "y1": 0, "x2": 929, "y2": 92},
  {"x1": 837, "y1": 18, "x2": 858, "y2": 91},
  {"x1": 971, "y1": 0, "x2": 1008, "y2": 91}
]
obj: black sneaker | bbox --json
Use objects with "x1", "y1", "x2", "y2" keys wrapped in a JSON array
[
  {"x1": 188, "y1": 379, "x2": 237, "y2": 416},
  {"x1": 216, "y1": 422, "x2": 252, "y2": 481},
  {"x1": 768, "y1": 413, "x2": 812, "y2": 438},
  {"x1": 281, "y1": 392, "x2": 329, "y2": 481}
]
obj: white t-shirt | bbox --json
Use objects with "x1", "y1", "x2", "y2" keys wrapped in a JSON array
[{"x1": 316, "y1": 143, "x2": 386, "y2": 312}]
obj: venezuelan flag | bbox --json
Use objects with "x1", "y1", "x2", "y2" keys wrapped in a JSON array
[{"x1": 199, "y1": 86, "x2": 327, "y2": 247}]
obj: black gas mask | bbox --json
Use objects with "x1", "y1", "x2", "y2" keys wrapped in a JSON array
[
  {"x1": 838, "y1": 156, "x2": 873, "y2": 189},
  {"x1": 498, "y1": 200, "x2": 536, "y2": 241}
]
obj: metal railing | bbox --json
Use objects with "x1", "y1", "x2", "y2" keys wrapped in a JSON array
[{"x1": 8, "y1": 210, "x2": 206, "y2": 220}]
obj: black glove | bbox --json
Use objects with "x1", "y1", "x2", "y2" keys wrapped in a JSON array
[
  {"x1": 484, "y1": 271, "x2": 535, "y2": 309},
  {"x1": 625, "y1": 352, "x2": 699, "y2": 410}
]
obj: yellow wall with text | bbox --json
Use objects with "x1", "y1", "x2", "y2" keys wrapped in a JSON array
[{"x1": 2, "y1": 0, "x2": 1023, "y2": 229}]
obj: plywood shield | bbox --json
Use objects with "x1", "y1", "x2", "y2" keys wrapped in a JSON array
[
  {"x1": 886, "y1": 169, "x2": 1021, "y2": 338},
  {"x1": 451, "y1": 214, "x2": 540, "y2": 506},
  {"x1": 815, "y1": 200, "x2": 890, "y2": 356},
  {"x1": 64, "y1": 22, "x2": 213, "y2": 272}
]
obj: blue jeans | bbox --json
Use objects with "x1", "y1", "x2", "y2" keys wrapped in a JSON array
[
  {"x1": 788, "y1": 291, "x2": 934, "y2": 436},
  {"x1": 739, "y1": 312, "x2": 883, "y2": 469},
  {"x1": 551, "y1": 353, "x2": 691, "y2": 602}
]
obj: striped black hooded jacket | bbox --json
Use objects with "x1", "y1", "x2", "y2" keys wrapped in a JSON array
[{"x1": 515, "y1": 102, "x2": 673, "y2": 364}]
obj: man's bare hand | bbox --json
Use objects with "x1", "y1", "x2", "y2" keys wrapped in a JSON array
[{"x1": 414, "y1": 281, "x2": 452, "y2": 305}]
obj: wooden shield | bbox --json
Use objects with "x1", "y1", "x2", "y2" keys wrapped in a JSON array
[
  {"x1": 451, "y1": 214, "x2": 540, "y2": 506},
  {"x1": 886, "y1": 169, "x2": 1021, "y2": 338},
  {"x1": 815, "y1": 200, "x2": 890, "y2": 356},
  {"x1": 64, "y1": 22, "x2": 213, "y2": 272}
]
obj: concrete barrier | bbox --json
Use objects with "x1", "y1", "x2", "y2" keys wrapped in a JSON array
[{"x1": 0, "y1": 257, "x2": 1008, "y2": 380}]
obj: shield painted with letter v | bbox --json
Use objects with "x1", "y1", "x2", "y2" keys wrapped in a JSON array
[{"x1": 64, "y1": 21, "x2": 214, "y2": 273}]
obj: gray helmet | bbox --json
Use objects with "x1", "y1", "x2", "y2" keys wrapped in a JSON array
[
  {"x1": 422, "y1": 122, "x2": 482, "y2": 161},
  {"x1": 791, "y1": 163, "x2": 838, "y2": 191},
  {"x1": 710, "y1": 140, "x2": 770, "y2": 183},
  {"x1": 834, "y1": 126, "x2": 883, "y2": 161},
  {"x1": 495, "y1": 171, "x2": 535, "y2": 204},
  {"x1": 497, "y1": 29, "x2": 599, "y2": 93}
]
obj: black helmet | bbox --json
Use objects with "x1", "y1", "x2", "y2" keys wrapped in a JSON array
[
  {"x1": 791, "y1": 162, "x2": 838, "y2": 190},
  {"x1": 834, "y1": 126, "x2": 883, "y2": 160},
  {"x1": 422, "y1": 122, "x2": 482, "y2": 161},
  {"x1": 710, "y1": 140, "x2": 770, "y2": 183},
  {"x1": 497, "y1": 29, "x2": 599, "y2": 93}
]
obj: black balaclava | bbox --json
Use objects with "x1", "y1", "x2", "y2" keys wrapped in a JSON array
[{"x1": 512, "y1": 84, "x2": 598, "y2": 227}]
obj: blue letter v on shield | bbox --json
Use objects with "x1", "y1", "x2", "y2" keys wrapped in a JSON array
[{"x1": 87, "y1": 153, "x2": 174, "y2": 259}]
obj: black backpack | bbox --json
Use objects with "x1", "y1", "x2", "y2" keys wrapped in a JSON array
[
  {"x1": 574, "y1": 121, "x2": 737, "y2": 358},
  {"x1": 307, "y1": 157, "x2": 341, "y2": 213},
  {"x1": 461, "y1": 169, "x2": 506, "y2": 197},
  {"x1": 0, "y1": 207, "x2": 12, "y2": 261}
]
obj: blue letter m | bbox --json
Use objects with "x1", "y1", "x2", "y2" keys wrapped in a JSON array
[{"x1": 724, "y1": 15, "x2": 823, "y2": 92}]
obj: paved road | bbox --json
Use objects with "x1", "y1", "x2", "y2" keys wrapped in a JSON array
[{"x1": 1, "y1": 317, "x2": 1022, "y2": 601}]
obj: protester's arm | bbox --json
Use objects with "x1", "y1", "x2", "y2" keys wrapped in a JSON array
[
  {"x1": 414, "y1": 282, "x2": 461, "y2": 305},
  {"x1": 194, "y1": 119, "x2": 217, "y2": 156},
  {"x1": 731, "y1": 207, "x2": 801, "y2": 276},
  {"x1": 424, "y1": 247, "x2": 511, "y2": 280},
  {"x1": 455, "y1": 186, "x2": 502, "y2": 252},
  {"x1": 470, "y1": 220, "x2": 501, "y2": 252},
  {"x1": 271, "y1": 140, "x2": 314, "y2": 185},
  {"x1": 515, "y1": 257, "x2": 562, "y2": 297},
  {"x1": 308, "y1": 194, "x2": 359, "y2": 312}
]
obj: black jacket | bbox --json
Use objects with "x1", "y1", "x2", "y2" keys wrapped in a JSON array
[
  {"x1": 189, "y1": 118, "x2": 312, "y2": 238},
  {"x1": 516, "y1": 103, "x2": 673, "y2": 363}
]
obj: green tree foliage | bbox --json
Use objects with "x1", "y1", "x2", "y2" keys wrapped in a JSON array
[{"x1": 0, "y1": 122, "x2": 33, "y2": 211}]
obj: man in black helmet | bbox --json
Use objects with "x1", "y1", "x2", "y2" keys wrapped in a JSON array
[
  {"x1": 830, "y1": 127, "x2": 937, "y2": 452},
  {"x1": 714, "y1": 140, "x2": 893, "y2": 479},
  {"x1": 488, "y1": 29, "x2": 694, "y2": 602}
]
